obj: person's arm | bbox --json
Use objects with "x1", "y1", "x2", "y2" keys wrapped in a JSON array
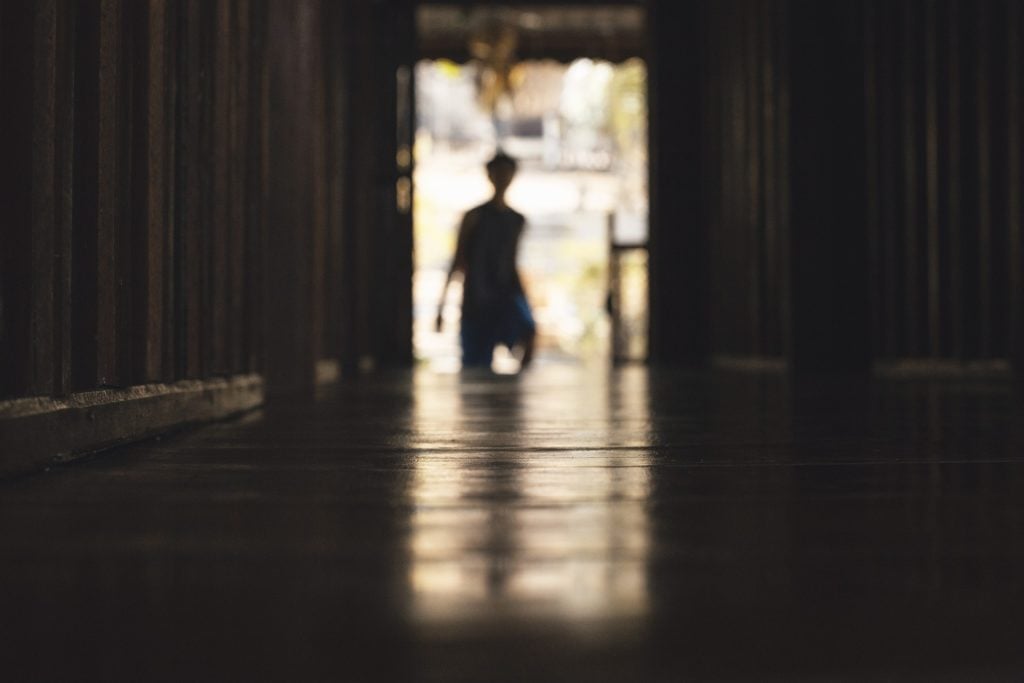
[
  {"x1": 435, "y1": 210, "x2": 476, "y2": 332},
  {"x1": 512, "y1": 216, "x2": 529, "y2": 298}
]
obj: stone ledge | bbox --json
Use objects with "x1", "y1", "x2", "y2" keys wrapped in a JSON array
[{"x1": 0, "y1": 374, "x2": 264, "y2": 478}]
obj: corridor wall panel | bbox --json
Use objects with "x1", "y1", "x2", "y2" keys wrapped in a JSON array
[
  {"x1": 650, "y1": 0, "x2": 1021, "y2": 374},
  {"x1": 700, "y1": 0, "x2": 789, "y2": 360},
  {"x1": 1, "y1": 0, "x2": 352, "y2": 472},
  {"x1": 647, "y1": 0, "x2": 708, "y2": 365},
  {"x1": 0, "y1": 0, "x2": 261, "y2": 400},
  {"x1": 336, "y1": 0, "x2": 415, "y2": 371},
  {"x1": 863, "y1": 0, "x2": 1024, "y2": 365}
]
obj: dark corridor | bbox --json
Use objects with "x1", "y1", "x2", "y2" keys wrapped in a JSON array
[{"x1": 2, "y1": 1, "x2": 1024, "y2": 680}]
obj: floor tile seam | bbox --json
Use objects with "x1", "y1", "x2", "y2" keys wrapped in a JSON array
[
  {"x1": 102, "y1": 455, "x2": 1024, "y2": 467},
  {"x1": 145, "y1": 436, "x2": 1024, "y2": 452}
]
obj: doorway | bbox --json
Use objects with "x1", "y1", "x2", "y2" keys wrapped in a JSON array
[{"x1": 412, "y1": 5, "x2": 649, "y2": 372}]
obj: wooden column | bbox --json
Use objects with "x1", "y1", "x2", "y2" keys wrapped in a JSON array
[
  {"x1": 388, "y1": 0, "x2": 416, "y2": 368},
  {"x1": 900, "y1": 0, "x2": 922, "y2": 358},
  {"x1": 1009, "y1": 0, "x2": 1023, "y2": 379},
  {"x1": 947, "y1": 0, "x2": 965, "y2": 360},
  {"x1": 338, "y1": 1, "x2": 370, "y2": 373},
  {"x1": 0, "y1": 2, "x2": 76, "y2": 398},
  {"x1": 243, "y1": 0, "x2": 270, "y2": 378},
  {"x1": 786, "y1": 0, "x2": 871, "y2": 373},
  {"x1": 264, "y1": 0, "x2": 319, "y2": 394},
  {"x1": 322, "y1": 1, "x2": 347, "y2": 368},
  {"x1": 976, "y1": 0, "x2": 993, "y2": 359},
  {"x1": 647, "y1": 0, "x2": 709, "y2": 366},
  {"x1": 1, "y1": 3, "x2": 39, "y2": 398},
  {"x1": 339, "y1": 0, "x2": 414, "y2": 372},
  {"x1": 128, "y1": 0, "x2": 169, "y2": 383}
]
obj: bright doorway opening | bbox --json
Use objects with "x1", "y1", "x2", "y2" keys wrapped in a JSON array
[{"x1": 413, "y1": 56, "x2": 648, "y2": 372}]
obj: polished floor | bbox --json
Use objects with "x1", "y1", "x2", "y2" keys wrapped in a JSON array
[{"x1": 2, "y1": 365, "x2": 1024, "y2": 681}]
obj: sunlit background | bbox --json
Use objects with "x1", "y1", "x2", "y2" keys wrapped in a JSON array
[{"x1": 413, "y1": 57, "x2": 649, "y2": 371}]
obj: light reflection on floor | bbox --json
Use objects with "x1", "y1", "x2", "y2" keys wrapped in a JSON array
[{"x1": 407, "y1": 367, "x2": 651, "y2": 623}]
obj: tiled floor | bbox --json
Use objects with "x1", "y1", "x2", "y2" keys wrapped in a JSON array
[{"x1": 2, "y1": 365, "x2": 1023, "y2": 681}]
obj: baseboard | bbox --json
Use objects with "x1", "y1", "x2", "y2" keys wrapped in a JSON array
[
  {"x1": 873, "y1": 359, "x2": 1013, "y2": 380},
  {"x1": 0, "y1": 374, "x2": 264, "y2": 478},
  {"x1": 712, "y1": 354, "x2": 788, "y2": 373}
]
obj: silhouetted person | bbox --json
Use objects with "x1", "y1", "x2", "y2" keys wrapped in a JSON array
[{"x1": 436, "y1": 152, "x2": 536, "y2": 370}]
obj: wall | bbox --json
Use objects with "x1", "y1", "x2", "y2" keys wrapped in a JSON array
[
  {"x1": 864, "y1": 0, "x2": 1023, "y2": 366},
  {"x1": 0, "y1": 0, "x2": 362, "y2": 473},
  {"x1": 649, "y1": 0, "x2": 1022, "y2": 374},
  {"x1": 2, "y1": 0, "x2": 266, "y2": 398}
]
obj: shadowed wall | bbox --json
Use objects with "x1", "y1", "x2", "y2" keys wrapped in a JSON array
[
  {"x1": 0, "y1": 0, "x2": 372, "y2": 402},
  {"x1": 649, "y1": 0, "x2": 1022, "y2": 374},
  {"x1": 0, "y1": 0, "x2": 399, "y2": 473}
]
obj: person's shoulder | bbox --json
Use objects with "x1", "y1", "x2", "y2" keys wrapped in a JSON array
[
  {"x1": 496, "y1": 204, "x2": 524, "y2": 221},
  {"x1": 462, "y1": 205, "x2": 485, "y2": 226}
]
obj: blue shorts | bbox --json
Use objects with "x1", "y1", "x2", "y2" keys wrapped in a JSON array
[{"x1": 461, "y1": 295, "x2": 536, "y2": 368}]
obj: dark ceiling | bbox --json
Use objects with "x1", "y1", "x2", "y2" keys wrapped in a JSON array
[{"x1": 417, "y1": 4, "x2": 647, "y2": 63}]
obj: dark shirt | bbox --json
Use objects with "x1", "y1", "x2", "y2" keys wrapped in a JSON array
[{"x1": 461, "y1": 201, "x2": 525, "y2": 321}]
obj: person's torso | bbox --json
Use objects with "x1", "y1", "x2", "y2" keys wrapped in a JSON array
[{"x1": 462, "y1": 202, "x2": 524, "y2": 318}]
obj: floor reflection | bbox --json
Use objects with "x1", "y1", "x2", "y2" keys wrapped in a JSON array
[
  {"x1": 4, "y1": 367, "x2": 1024, "y2": 679},
  {"x1": 407, "y1": 366, "x2": 651, "y2": 622}
]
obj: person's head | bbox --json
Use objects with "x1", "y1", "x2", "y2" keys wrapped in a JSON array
[{"x1": 486, "y1": 152, "x2": 518, "y2": 195}]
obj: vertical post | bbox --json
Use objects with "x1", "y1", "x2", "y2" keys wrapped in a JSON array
[
  {"x1": 339, "y1": 1, "x2": 373, "y2": 372},
  {"x1": 647, "y1": 0, "x2": 708, "y2": 366},
  {"x1": 210, "y1": 0, "x2": 231, "y2": 375},
  {"x1": 390, "y1": 0, "x2": 416, "y2": 367},
  {"x1": 786, "y1": 0, "x2": 871, "y2": 373},
  {"x1": 339, "y1": 0, "x2": 414, "y2": 372},
  {"x1": 227, "y1": 0, "x2": 248, "y2": 375},
  {"x1": 99, "y1": 0, "x2": 126, "y2": 387},
  {"x1": 30, "y1": 1, "x2": 58, "y2": 396},
  {"x1": 924, "y1": 0, "x2": 941, "y2": 358},
  {"x1": 70, "y1": 0, "x2": 121, "y2": 390},
  {"x1": 976, "y1": 0, "x2": 993, "y2": 358},
  {"x1": 761, "y1": 0, "x2": 783, "y2": 355},
  {"x1": 373, "y1": 0, "x2": 414, "y2": 367},
  {"x1": 863, "y1": 0, "x2": 881, "y2": 362},
  {"x1": 244, "y1": 0, "x2": 269, "y2": 377},
  {"x1": 264, "y1": 0, "x2": 318, "y2": 394},
  {"x1": 322, "y1": 0, "x2": 347, "y2": 366},
  {"x1": 745, "y1": 4, "x2": 764, "y2": 355},
  {"x1": 947, "y1": 0, "x2": 964, "y2": 360},
  {"x1": 54, "y1": 0, "x2": 76, "y2": 395},
  {"x1": 178, "y1": 0, "x2": 204, "y2": 379},
  {"x1": 129, "y1": 0, "x2": 168, "y2": 383},
  {"x1": 1009, "y1": 0, "x2": 1023, "y2": 379},
  {"x1": 901, "y1": 0, "x2": 921, "y2": 358},
  {"x1": 1, "y1": 3, "x2": 35, "y2": 397},
  {"x1": 878, "y1": 1, "x2": 899, "y2": 358}
]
